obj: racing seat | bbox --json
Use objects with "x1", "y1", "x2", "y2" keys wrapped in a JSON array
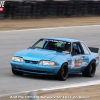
[{"x1": 77, "y1": 44, "x2": 81, "y2": 54}]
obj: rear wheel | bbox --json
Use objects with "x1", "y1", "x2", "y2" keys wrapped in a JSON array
[
  {"x1": 82, "y1": 60, "x2": 96, "y2": 77},
  {"x1": 12, "y1": 68, "x2": 23, "y2": 76},
  {"x1": 55, "y1": 63, "x2": 68, "y2": 81}
]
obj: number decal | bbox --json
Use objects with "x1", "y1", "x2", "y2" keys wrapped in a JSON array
[
  {"x1": 75, "y1": 57, "x2": 83, "y2": 68},
  {"x1": 71, "y1": 57, "x2": 83, "y2": 69}
]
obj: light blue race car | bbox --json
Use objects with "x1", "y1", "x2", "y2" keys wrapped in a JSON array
[{"x1": 10, "y1": 37, "x2": 99, "y2": 80}]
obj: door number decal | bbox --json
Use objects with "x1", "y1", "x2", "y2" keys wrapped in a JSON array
[
  {"x1": 71, "y1": 57, "x2": 83, "y2": 69},
  {"x1": 75, "y1": 57, "x2": 83, "y2": 68}
]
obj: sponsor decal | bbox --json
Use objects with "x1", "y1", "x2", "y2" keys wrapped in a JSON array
[
  {"x1": 71, "y1": 57, "x2": 83, "y2": 69},
  {"x1": 0, "y1": 1, "x2": 5, "y2": 11},
  {"x1": 71, "y1": 59, "x2": 75, "y2": 69},
  {"x1": 43, "y1": 39, "x2": 67, "y2": 44}
]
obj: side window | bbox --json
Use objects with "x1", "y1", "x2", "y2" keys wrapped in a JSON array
[
  {"x1": 72, "y1": 42, "x2": 84, "y2": 55},
  {"x1": 80, "y1": 42, "x2": 90, "y2": 54}
]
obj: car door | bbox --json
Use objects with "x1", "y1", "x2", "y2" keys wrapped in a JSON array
[
  {"x1": 70, "y1": 42, "x2": 89, "y2": 73},
  {"x1": 80, "y1": 42, "x2": 90, "y2": 72}
]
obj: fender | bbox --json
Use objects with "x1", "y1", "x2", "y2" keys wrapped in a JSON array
[{"x1": 51, "y1": 54, "x2": 71, "y2": 69}]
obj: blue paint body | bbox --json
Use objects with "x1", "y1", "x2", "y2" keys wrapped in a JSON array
[{"x1": 10, "y1": 37, "x2": 99, "y2": 75}]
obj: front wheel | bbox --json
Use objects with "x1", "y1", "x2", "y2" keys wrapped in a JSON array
[
  {"x1": 82, "y1": 60, "x2": 96, "y2": 77},
  {"x1": 12, "y1": 68, "x2": 23, "y2": 76},
  {"x1": 55, "y1": 63, "x2": 68, "y2": 81}
]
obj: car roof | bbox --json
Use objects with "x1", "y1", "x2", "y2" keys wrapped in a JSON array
[{"x1": 42, "y1": 37, "x2": 81, "y2": 43}]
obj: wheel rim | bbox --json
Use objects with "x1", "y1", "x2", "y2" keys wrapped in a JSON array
[{"x1": 62, "y1": 66, "x2": 68, "y2": 78}]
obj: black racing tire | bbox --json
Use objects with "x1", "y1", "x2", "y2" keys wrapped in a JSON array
[
  {"x1": 12, "y1": 68, "x2": 23, "y2": 76},
  {"x1": 82, "y1": 60, "x2": 96, "y2": 77},
  {"x1": 55, "y1": 63, "x2": 68, "y2": 81}
]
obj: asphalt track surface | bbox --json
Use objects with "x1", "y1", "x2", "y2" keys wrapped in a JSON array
[{"x1": 0, "y1": 25, "x2": 100, "y2": 96}]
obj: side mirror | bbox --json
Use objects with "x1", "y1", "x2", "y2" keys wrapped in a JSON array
[
  {"x1": 71, "y1": 52, "x2": 76, "y2": 56},
  {"x1": 27, "y1": 47, "x2": 32, "y2": 49},
  {"x1": 71, "y1": 52, "x2": 74, "y2": 56}
]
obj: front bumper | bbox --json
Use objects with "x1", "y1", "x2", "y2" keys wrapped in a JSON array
[{"x1": 10, "y1": 61, "x2": 60, "y2": 75}]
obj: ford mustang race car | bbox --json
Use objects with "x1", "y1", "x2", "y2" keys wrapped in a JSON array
[{"x1": 10, "y1": 37, "x2": 99, "y2": 80}]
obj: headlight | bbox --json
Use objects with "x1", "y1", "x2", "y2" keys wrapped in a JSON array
[
  {"x1": 12, "y1": 57, "x2": 23, "y2": 62},
  {"x1": 39, "y1": 60, "x2": 56, "y2": 66}
]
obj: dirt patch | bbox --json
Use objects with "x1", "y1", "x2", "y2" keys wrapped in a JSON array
[
  {"x1": 36, "y1": 85, "x2": 100, "y2": 100},
  {"x1": 0, "y1": 16, "x2": 100, "y2": 31}
]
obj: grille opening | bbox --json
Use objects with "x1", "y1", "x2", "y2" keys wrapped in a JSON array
[{"x1": 25, "y1": 60, "x2": 38, "y2": 64}]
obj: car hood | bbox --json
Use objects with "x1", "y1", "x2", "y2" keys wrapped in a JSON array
[{"x1": 14, "y1": 49, "x2": 66, "y2": 61}]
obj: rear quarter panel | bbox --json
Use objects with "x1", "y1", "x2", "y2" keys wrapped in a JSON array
[
  {"x1": 82, "y1": 41, "x2": 99, "y2": 67},
  {"x1": 90, "y1": 52, "x2": 99, "y2": 67}
]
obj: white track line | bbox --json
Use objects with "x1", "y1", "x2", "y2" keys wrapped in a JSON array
[
  {"x1": 39, "y1": 80, "x2": 100, "y2": 91},
  {"x1": 0, "y1": 80, "x2": 100, "y2": 98},
  {"x1": 0, "y1": 25, "x2": 100, "y2": 32}
]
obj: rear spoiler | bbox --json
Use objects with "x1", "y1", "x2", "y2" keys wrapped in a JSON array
[{"x1": 88, "y1": 47, "x2": 99, "y2": 53}]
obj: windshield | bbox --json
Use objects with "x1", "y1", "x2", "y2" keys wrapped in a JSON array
[{"x1": 31, "y1": 39, "x2": 71, "y2": 53}]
